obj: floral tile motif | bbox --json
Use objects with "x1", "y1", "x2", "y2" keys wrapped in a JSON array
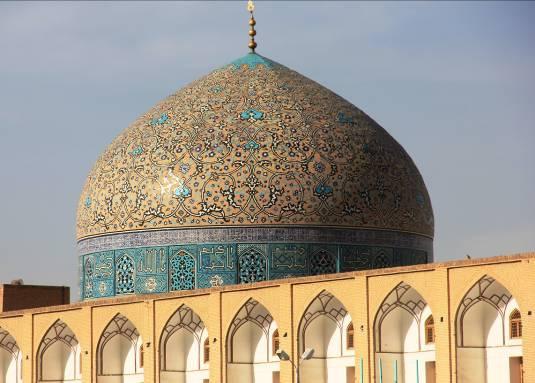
[{"x1": 77, "y1": 53, "x2": 433, "y2": 241}]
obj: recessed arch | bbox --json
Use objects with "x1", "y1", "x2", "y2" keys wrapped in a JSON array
[
  {"x1": 96, "y1": 313, "x2": 143, "y2": 383},
  {"x1": 373, "y1": 282, "x2": 435, "y2": 383},
  {"x1": 226, "y1": 298, "x2": 280, "y2": 383},
  {"x1": 298, "y1": 290, "x2": 354, "y2": 383},
  {"x1": 456, "y1": 275, "x2": 516, "y2": 347},
  {"x1": 0, "y1": 327, "x2": 21, "y2": 383},
  {"x1": 159, "y1": 304, "x2": 209, "y2": 383},
  {"x1": 455, "y1": 275, "x2": 522, "y2": 383},
  {"x1": 37, "y1": 320, "x2": 81, "y2": 383}
]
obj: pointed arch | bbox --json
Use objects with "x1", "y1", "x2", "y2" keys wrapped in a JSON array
[
  {"x1": 169, "y1": 250, "x2": 196, "y2": 291},
  {"x1": 159, "y1": 305, "x2": 209, "y2": 383},
  {"x1": 226, "y1": 298, "x2": 280, "y2": 383},
  {"x1": 456, "y1": 275, "x2": 515, "y2": 347},
  {"x1": 455, "y1": 275, "x2": 522, "y2": 383},
  {"x1": 37, "y1": 320, "x2": 81, "y2": 382},
  {"x1": 96, "y1": 313, "x2": 143, "y2": 383},
  {"x1": 373, "y1": 282, "x2": 434, "y2": 383},
  {"x1": 238, "y1": 247, "x2": 268, "y2": 283},
  {"x1": 116, "y1": 254, "x2": 135, "y2": 295},
  {"x1": 299, "y1": 290, "x2": 350, "y2": 356},
  {"x1": 374, "y1": 282, "x2": 430, "y2": 352},
  {"x1": 0, "y1": 327, "x2": 21, "y2": 383},
  {"x1": 83, "y1": 257, "x2": 94, "y2": 299},
  {"x1": 298, "y1": 290, "x2": 354, "y2": 383}
]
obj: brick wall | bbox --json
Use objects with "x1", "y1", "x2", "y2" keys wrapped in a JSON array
[
  {"x1": 0, "y1": 284, "x2": 69, "y2": 312},
  {"x1": 0, "y1": 252, "x2": 533, "y2": 383}
]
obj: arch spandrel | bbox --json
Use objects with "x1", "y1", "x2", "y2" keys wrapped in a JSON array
[
  {"x1": 159, "y1": 304, "x2": 209, "y2": 381},
  {"x1": 97, "y1": 314, "x2": 141, "y2": 348},
  {"x1": 225, "y1": 297, "x2": 281, "y2": 382},
  {"x1": 294, "y1": 282, "x2": 359, "y2": 331},
  {"x1": 0, "y1": 326, "x2": 22, "y2": 383},
  {"x1": 455, "y1": 274, "x2": 518, "y2": 347},
  {"x1": 297, "y1": 290, "x2": 352, "y2": 354},
  {"x1": 0, "y1": 328, "x2": 20, "y2": 357},
  {"x1": 92, "y1": 305, "x2": 147, "y2": 352},
  {"x1": 158, "y1": 304, "x2": 207, "y2": 365},
  {"x1": 158, "y1": 303, "x2": 207, "y2": 347},
  {"x1": 225, "y1": 298, "x2": 278, "y2": 362},
  {"x1": 450, "y1": 267, "x2": 526, "y2": 317},
  {"x1": 221, "y1": 291, "x2": 281, "y2": 338},
  {"x1": 372, "y1": 282, "x2": 433, "y2": 352},
  {"x1": 368, "y1": 276, "x2": 437, "y2": 323},
  {"x1": 0, "y1": 321, "x2": 24, "y2": 353},
  {"x1": 454, "y1": 274, "x2": 522, "y2": 383},
  {"x1": 297, "y1": 289, "x2": 354, "y2": 383},
  {"x1": 154, "y1": 297, "x2": 212, "y2": 345},
  {"x1": 36, "y1": 319, "x2": 81, "y2": 382},
  {"x1": 96, "y1": 313, "x2": 144, "y2": 378},
  {"x1": 33, "y1": 312, "x2": 90, "y2": 355}
]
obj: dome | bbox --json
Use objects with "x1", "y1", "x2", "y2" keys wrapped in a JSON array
[{"x1": 77, "y1": 53, "x2": 434, "y2": 300}]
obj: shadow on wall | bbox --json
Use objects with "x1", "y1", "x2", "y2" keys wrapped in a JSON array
[
  {"x1": 456, "y1": 276, "x2": 523, "y2": 383},
  {"x1": 97, "y1": 314, "x2": 144, "y2": 383},
  {"x1": 160, "y1": 305, "x2": 209, "y2": 383},
  {"x1": 299, "y1": 290, "x2": 355, "y2": 383},
  {"x1": 227, "y1": 299, "x2": 280, "y2": 383}
]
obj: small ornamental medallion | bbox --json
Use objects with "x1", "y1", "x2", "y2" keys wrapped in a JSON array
[
  {"x1": 145, "y1": 277, "x2": 157, "y2": 292},
  {"x1": 210, "y1": 275, "x2": 224, "y2": 287}
]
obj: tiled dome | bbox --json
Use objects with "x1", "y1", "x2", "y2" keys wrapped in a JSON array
[
  {"x1": 77, "y1": 53, "x2": 434, "y2": 300},
  {"x1": 78, "y1": 53, "x2": 433, "y2": 239}
]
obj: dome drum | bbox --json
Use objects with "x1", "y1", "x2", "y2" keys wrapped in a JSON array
[{"x1": 79, "y1": 226, "x2": 431, "y2": 300}]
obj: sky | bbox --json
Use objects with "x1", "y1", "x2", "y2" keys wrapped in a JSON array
[{"x1": 0, "y1": 1, "x2": 534, "y2": 300}]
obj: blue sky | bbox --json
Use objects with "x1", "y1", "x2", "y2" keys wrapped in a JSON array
[{"x1": 0, "y1": 1, "x2": 534, "y2": 299}]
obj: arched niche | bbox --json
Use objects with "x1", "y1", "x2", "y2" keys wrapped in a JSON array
[
  {"x1": 0, "y1": 328, "x2": 21, "y2": 383},
  {"x1": 159, "y1": 305, "x2": 209, "y2": 383},
  {"x1": 96, "y1": 314, "x2": 143, "y2": 383},
  {"x1": 373, "y1": 283, "x2": 435, "y2": 383},
  {"x1": 37, "y1": 320, "x2": 81, "y2": 383},
  {"x1": 456, "y1": 275, "x2": 522, "y2": 383},
  {"x1": 226, "y1": 299, "x2": 280, "y2": 383},
  {"x1": 298, "y1": 290, "x2": 354, "y2": 383}
]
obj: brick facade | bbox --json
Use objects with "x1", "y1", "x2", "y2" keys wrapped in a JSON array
[{"x1": 0, "y1": 252, "x2": 533, "y2": 383}]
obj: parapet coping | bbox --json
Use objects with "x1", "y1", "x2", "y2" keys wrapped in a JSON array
[{"x1": 1, "y1": 251, "x2": 533, "y2": 318}]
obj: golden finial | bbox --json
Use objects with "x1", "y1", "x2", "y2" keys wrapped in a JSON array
[{"x1": 247, "y1": 0, "x2": 257, "y2": 53}]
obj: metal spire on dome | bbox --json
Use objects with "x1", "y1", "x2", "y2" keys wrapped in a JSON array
[{"x1": 247, "y1": 0, "x2": 257, "y2": 53}]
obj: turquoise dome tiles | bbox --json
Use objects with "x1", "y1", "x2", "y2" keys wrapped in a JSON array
[
  {"x1": 81, "y1": 241, "x2": 428, "y2": 300},
  {"x1": 228, "y1": 53, "x2": 275, "y2": 70},
  {"x1": 240, "y1": 108, "x2": 265, "y2": 121},
  {"x1": 78, "y1": 226, "x2": 432, "y2": 300}
]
